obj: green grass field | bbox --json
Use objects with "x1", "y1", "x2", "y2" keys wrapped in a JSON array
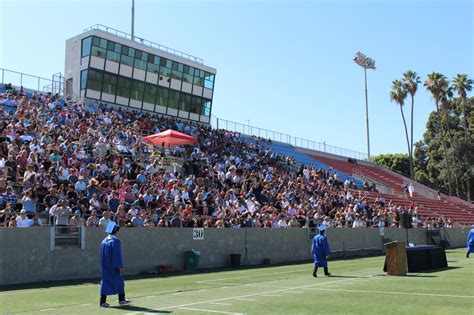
[{"x1": 1, "y1": 249, "x2": 472, "y2": 314}]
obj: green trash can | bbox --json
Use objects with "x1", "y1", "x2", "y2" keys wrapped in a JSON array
[{"x1": 184, "y1": 250, "x2": 201, "y2": 271}]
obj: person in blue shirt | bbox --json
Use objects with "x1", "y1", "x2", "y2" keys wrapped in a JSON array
[
  {"x1": 467, "y1": 224, "x2": 474, "y2": 258},
  {"x1": 100, "y1": 222, "x2": 131, "y2": 308},
  {"x1": 311, "y1": 226, "x2": 331, "y2": 277}
]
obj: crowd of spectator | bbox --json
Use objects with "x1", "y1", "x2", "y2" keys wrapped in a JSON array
[{"x1": 0, "y1": 86, "x2": 457, "y2": 230}]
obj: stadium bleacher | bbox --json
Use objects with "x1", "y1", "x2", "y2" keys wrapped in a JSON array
[
  {"x1": 304, "y1": 152, "x2": 474, "y2": 226},
  {"x1": 0, "y1": 83, "x2": 472, "y2": 230},
  {"x1": 264, "y1": 141, "x2": 363, "y2": 187}
]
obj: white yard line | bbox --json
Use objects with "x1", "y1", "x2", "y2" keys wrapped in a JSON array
[
  {"x1": 178, "y1": 307, "x2": 244, "y2": 314},
  {"x1": 302, "y1": 287, "x2": 474, "y2": 299},
  {"x1": 209, "y1": 302, "x2": 233, "y2": 306},
  {"x1": 0, "y1": 260, "x2": 380, "y2": 296},
  {"x1": 248, "y1": 284, "x2": 292, "y2": 289},
  {"x1": 199, "y1": 281, "x2": 243, "y2": 286},
  {"x1": 260, "y1": 294, "x2": 283, "y2": 297},
  {"x1": 159, "y1": 275, "x2": 374, "y2": 311},
  {"x1": 236, "y1": 298, "x2": 258, "y2": 301},
  {"x1": 196, "y1": 260, "x2": 379, "y2": 284},
  {"x1": 39, "y1": 308, "x2": 56, "y2": 312}
]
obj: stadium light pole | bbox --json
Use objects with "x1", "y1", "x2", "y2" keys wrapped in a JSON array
[
  {"x1": 131, "y1": 0, "x2": 135, "y2": 41},
  {"x1": 245, "y1": 119, "x2": 251, "y2": 135},
  {"x1": 353, "y1": 51, "x2": 376, "y2": 159}
]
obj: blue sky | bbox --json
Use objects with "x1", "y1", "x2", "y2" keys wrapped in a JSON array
[{"x1": 1, "y1": 0, "x2": 472, "y2": 156}]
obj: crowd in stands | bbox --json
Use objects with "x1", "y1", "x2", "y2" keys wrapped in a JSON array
[{"x1": 0, "y1": 85, "x2": 457, "y2": 230}]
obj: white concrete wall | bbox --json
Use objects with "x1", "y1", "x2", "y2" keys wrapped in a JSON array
[
  {"x1": 65, "y1": 35, "x2": 83, "y2": 98},
  {"x1": 146, "y1": 72, "x2": 158, "y2": 84},
  {"x1": 105, "y1": 60, "x2": 119, "y2": 74},
  {"x1": 0, "y1": 228, "x2": 468, "y2": 285},
  {"x1": 192, "y1": 85, "x2": 203, "y2": 96},
  {"x1": 132, "y1": 68, "x2": 146, "y2": 81}
]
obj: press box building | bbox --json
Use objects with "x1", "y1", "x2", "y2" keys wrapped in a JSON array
[{"x1": 65, "y1": 25, "x2": 216, "y2": 124}]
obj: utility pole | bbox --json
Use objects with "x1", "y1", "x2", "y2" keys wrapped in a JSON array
[
  {"x1": 353, "y1": 51, "x2": 376, "y2": 159},
  {"x1": 131, "y1": 0, "x2": 135, "y2": 40}
]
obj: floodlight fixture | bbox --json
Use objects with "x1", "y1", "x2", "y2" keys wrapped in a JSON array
[{"x1": 353, "y1": 51, "x2": 376, "y2": 159}]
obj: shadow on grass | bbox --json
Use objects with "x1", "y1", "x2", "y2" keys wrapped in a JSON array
[
  {"x1": 323, "y1": 275, "x2": 366, "y2": 279},
  {"x1": 402, "y1": 266, "x2": 463, "y2": 277},
  {"x1": 0, "y1": 254, "x2": 388, "y2": 292},
  {"x1": 0, "y1": 258, "x2": 372, "y2": 292},
  {"x1": 109, "y1": 305, "x2": 171, "y2": 313},
  {"x1": 417, "y1": 266, "x2": 462, "y2": 273}
]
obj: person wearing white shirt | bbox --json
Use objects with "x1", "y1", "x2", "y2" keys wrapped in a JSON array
[
  {"x1": 303, "y1": 168, "x2": 310, "y2": 180},
  {"x1": 245, "y1": 199, "x2": 256, "y2": 213},
  {"x1": 100, "y1": 162, "x2": 108, "y2": 174},
  {"x1": 322, "y1": 218, "x2": 332, "y2": 228},
  {"x1": 146, "y1": 163, "x2": 157, "y2": 176},
  {"x1": 20, "y1": 134, "x2": 33, "y2": 142},
  {"x1": 278, "y1": 217, "x2": 288, "y2": 228},
  {"x1": 378, "y1": 219, "x2": 385, "y2": 228},
  {"x1": 99, "y1": 211, "x2": 112, "y2": 228},
  {"x1": 75, "y1": 177, "x2": 87, "y2": 192},
  {"x1": 29, "y1": 143, "x2": 42, "y2": 153},
  {"x1": 23, "y1": 165, "x2": 37, "y2": 179},
  {"x1": 16, "y1": 210, "x2": 30, "y2": 228},
  {"x1": 352, "y1": 216, "x2": 364, "y2": 228},
  {"x1": 344, "y1": 179, "x2": 351, "y2": 189},
  {"x1": 408, "y1": 183, "x2": 414, "y2": 197},
  {"x1": 180, "y1": 190, "x2": 189, "y2": 203}
]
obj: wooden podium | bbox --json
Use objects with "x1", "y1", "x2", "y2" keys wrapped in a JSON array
[{"x1": 384, "y1": 241, "x2": 407, "y2": 276}]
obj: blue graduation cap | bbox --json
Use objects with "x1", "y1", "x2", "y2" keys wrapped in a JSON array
[
  {"x1": 318, "y1": 225, "x2": 326, "y2": 231},
  {"x1": 105, "y1": 221, "x2": 116, "y2": 234}
]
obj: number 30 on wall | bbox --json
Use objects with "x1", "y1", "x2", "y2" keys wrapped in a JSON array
[{"x1": 193, "y1": 228, "x2": 204, "y2": 240}]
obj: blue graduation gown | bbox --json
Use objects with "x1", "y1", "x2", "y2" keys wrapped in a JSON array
[
  {"x1": 100, "y1": 235, "x2": 125, "y2": 295},
  {"x1": 467, "y1": 229, "x2": 474, "y2": 253},
  {"x1": 311, "y1": 234, "x2": 331, "y2": 267}
]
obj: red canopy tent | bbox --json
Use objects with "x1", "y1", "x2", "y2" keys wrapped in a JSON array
[{"x1": 142, "y1": 129, "x2": 198, "y2": 146}]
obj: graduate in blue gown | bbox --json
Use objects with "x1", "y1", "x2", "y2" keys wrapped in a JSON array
[
  {"x1": 467, "y1": 224, "x2": 474, "y2": 258},
  {"x1": 100, "y1": 222, "x2": 131, "y2": 308},
  {"x1": 311, "y1": 226, "x2": 331, "y2": 277}
]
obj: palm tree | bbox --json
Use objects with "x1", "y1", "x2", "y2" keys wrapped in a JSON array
[
  {"x1": 390, "y1": 79, "x2": 411, "y2": 178},
  {"x1": 424, "y1": 72, "x2": 453, "y2": 196},
  {"x1": 453, "y1": 73, "x2": 473, "y2": 201},
  {"x1": 440, "y1": 84, "x2": 460, "y2": 197},
  {"x1": 402, "y1": 70, "x2": 420, "y2": 179}
]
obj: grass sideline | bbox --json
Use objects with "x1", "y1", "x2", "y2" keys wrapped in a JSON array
[{"x1": 0, "y1": 249, "x2": 472, "y2": 314}]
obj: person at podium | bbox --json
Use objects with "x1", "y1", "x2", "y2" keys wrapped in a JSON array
[{"x1": 311, "y1": 226, "x2": 331, "y2": 277}]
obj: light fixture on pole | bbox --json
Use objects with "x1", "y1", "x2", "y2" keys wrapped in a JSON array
[
  {"x1": 353, "y1": 51, "x2": 376, "y2": 159},
  {"x1": 245, "y1": 119, "x2": 251, "y2": 134},
  {"x1": 131, "y1": 0, "x2": 135, "y2": 41}
]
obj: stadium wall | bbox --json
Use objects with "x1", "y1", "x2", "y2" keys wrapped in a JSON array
[{"x1": 0, "y1": 228, "x2": 469, "y2": 285}]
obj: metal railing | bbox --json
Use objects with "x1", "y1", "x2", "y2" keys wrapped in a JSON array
[
  {"x1": 84, "y1": 24, "x2": 204, "y2": 65},
  {"x1": 1, "y1": 66, "x2": 364, "y2": 161},
  {"x1": 2, "y1": 212, "x2": 467, "y2": 228},
  {"x1": 211, "y1": 116, "x2": 369, "y2": 160},
  {"x1": 0, "y1": 68, "x2": 61, "y2": 94}
]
